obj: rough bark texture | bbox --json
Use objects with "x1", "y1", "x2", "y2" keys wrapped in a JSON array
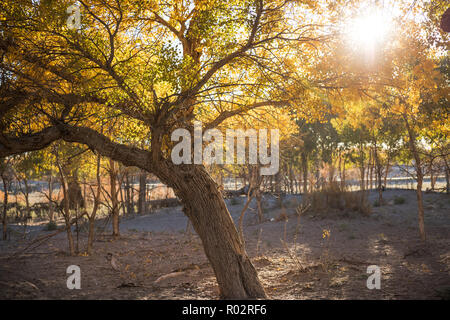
[{"x1": 152, "y1": 160, "x2": 267, "y2": 299}]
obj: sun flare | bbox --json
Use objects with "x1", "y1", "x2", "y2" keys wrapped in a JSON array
[{"x1": 347, "y1": 11, "x2": 393, "y2": 51}]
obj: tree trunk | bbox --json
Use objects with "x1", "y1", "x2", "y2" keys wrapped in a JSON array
[
  {"x1": 23, "y1": 179, "x2": 31, "y2": 238},
  {"x1": 125, "y1": 173, "x2": 134, "y2": 215},
  {"x1": 2, "y1": 176, "x2": 8, "y2": 240},
  {"x1": 138, "y1": 170, "x2": 147, "y2": 214},
  {"x1": 48, "y1": 175, "x2": 54, "y2": 222},
  {"x1": 57, "y1": 160, "x2": 75, "y2": 255},
  {"x1": 404, "y1": 114, "x2": 426, "y2": 241},
  {"x1": 153, "y1": 161, "x2": 266, "y2": 299},
  {"x1": 288, "y1": 163, "x2": 294, "y2": 194},
  {"x1": 445, "y1": 161, "x2": 450, "y2": 194},
  {"x1": 416, "y1": 175, "x2": 426, "y2": 241},
  {"x1": 109, "y1": 159, "x2": 120, "y2": 239},
  {"x1": 119, "y1": 182, "x2": 126, "y2": 216},
  {"x1": 429, "y1": 159, "x2": 435, "y2": 191},
  {"x1": 359, "y1": 142, "x2": 365, "y2": 192},
  {"x1": 373, "y1": 141, "x2": 383, "y2": 204},
  {"x1": 342, "y1": 158, "x2": 346, "y2": 190},
  {"x1": 384, "y1": 157, "x2": 390, "y2": 189},
  {"x1": 359, "y1": 166, "x2": 365, "y2": 192},
  {"x1": 256, "y1": 191, "x2": 263, "y2": 223},
  {"x1": 338, "y1": 153, "x2": 343, "y2": 189},
  {"x1": 275, "y1": 171, "x2": 282, "y2": 207},
  {"x1": 301, "y1": 152, "x2": 308, "y2": 194},
  {"x1": 314, "y1": 156, "x2": 320, "y2": 190},
  {"x1": 87, "y1": 217, "x2": 95, "y2": 255},
  {"x1": 87, "y1": 153, "x2": 102, "y2": 255}
]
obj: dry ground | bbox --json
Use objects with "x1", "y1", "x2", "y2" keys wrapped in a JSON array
[{"x1": 0, "y1": 190, "x2": 449, "y2": 300}]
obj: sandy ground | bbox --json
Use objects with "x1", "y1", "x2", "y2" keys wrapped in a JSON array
[{"x1": 0, "y1": 189, "x2": 449, "y2": 300}]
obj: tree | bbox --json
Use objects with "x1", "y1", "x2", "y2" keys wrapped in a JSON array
[
  {"x1": 0, "y1": 0, "x2": 333, "y2": 298},
  {"x1": 107, "y1": 158, "x2": 121, "y2": 239},
  {"x1": 382, "y1": 24, "x2": 447, "y2": 241}
]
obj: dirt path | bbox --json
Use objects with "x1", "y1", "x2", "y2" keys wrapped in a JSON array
[{"x1": 0, "y1": 190, "x2": 449, "y2": 299}]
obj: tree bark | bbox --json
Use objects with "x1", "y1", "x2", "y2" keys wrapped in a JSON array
[
  {"x1": 138, "y1": 170, "x2": 147, "y2": 214},
  {"x1": 153, "y1": 161, "x2": 266, "y2": 299},
  {"x1": 109, "y1": 159, "x2": 120, "y2": 239}
]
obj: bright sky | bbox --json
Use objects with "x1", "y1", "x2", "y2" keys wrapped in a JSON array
[{"x1": 340, "y1": 0, "x2": 428, "y2": 61}]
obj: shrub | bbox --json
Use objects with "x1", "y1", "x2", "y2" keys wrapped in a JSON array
[
  {"x1": 394, "y1": 196, "x2": 406, "y2": 205},
  {"x1": 44, "y1": 221, "x2": 58, "y2": 231},
  {"x1": 302, "y1": 181, "x2": 371, "y2": 216}
]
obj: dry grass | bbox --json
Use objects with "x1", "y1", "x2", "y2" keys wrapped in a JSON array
[{"x1": 302, "y1": 181, "x2": 371, "y2": 216}]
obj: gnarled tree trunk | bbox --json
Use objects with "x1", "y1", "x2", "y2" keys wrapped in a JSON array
[{"x1": 153, "y1": 160, "x2": 266, "y2": 299}]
